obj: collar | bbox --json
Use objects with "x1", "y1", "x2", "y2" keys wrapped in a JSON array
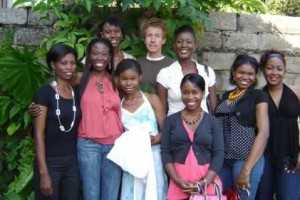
[{"x1": 146, "y1": 54, "x2": 165, "y2": 61}]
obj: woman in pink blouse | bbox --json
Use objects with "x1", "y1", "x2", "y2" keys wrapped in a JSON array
[{"x1": 77, "y1": 38, "x2": 123, "y2": 200}]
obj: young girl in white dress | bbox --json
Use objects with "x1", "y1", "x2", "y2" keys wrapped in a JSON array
[{"x1": 115, "y1": 59, "x2": 167, "y2": 200}]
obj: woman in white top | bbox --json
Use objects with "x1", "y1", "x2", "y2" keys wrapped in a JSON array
[{"x1": 156, "y1": 25, "x2": 217, "y2": 116}]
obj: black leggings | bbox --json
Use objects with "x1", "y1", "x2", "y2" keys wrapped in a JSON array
[{"x1": 34, "y1": 155, "x2": 80, "y2": 200}]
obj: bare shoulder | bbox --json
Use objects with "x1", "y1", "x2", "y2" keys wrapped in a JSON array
[{"x1": 144, "y1": 92, "x2": 161, "y2": 107}]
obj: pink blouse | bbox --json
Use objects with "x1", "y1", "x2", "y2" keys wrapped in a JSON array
[
  {"x1": 167, "y1": 120, "x2": 221, "y2": 200},
  {"x1": 78, "y1": 75, "x2": 123, "y2": 144}
]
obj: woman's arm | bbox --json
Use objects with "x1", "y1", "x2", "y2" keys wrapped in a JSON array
[
  {"x1": 236, "y1": 102, "x2": 269, "y2": 189},
  {"x1": 204, "y1": 117, "x2": 224, "y2": 184},
  {"x1": 146, "y1": 93, "x2": 165, "y2": 129},
  {"x1": 145, "y1": 93, "x2": 166, "y2": 145},
  {"x1": 157, "y1": 83, "x2": 168, "y2": 115},
  {"x1": 33, "y1": 105, "x2": 53, "y2": 196},
  {"x1": 290, "y1": 85, "x2": 300, "y2": 170},
  {"x1": 208, "y1": 85, "x2": 218, "y2": 114}
]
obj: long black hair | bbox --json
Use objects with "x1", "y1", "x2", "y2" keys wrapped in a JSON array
[{"x1": 79, "y1": 38, "x2": 114, "y2": 98}]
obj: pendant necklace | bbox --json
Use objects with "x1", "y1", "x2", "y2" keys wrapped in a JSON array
[{"x1": 53, "y1": 81, "x2": 76, "y2": 133}]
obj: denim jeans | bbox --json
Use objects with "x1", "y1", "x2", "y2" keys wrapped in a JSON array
[
  {"x1": 257, "y1": 155, "x2": 300, "y2": 200},
  {"x1": 77, "y1": 138, "x2": 122, "y2": 200},
  {"x1": 219, "y1": 157, "x2": 264, "y2": 200},
  {"x1": 34, "y1": 155, "x2": 80, "y2": 200}
]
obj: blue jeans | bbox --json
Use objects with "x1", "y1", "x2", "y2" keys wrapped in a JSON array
[
  {"x1": 77, "y1": 138, "x2": 122, "y2": 200},
  {"x1": 219, "y1": 157, "x2": 264, "y2": 200},
  {"x1": 257, "y1": 155, "x2": 300, "y2": 200}
]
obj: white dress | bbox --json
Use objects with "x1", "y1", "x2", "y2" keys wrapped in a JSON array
[{"x1": 120, "y1": 92, "x2": 167, "y2": 200}]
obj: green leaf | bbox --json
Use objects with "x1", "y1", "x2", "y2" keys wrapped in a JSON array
[
  {"x1": 153, "y1": 0, "x2": 162, "y2": 11},
  {"x1": 23, "y1": 112, "x2": 31, "y2": 128},
  {"x1": 75, "y1": 43, "x2": 86, "y2": 60},
  {"x1": 9, "y1": 105, "x2": 22, "y2": 119},
  {"x1": 0, "y1": 96, "x2": 11, "y2": 125},
  {"x1": 0, "y1": 45, "x2": 49, "y2": 104},
  {"x1": 83, "y1": 0, "x2": 93, "y2": 12},
  {"x1": 6, "y1": 123, "x2": 21, "y2": 136}
]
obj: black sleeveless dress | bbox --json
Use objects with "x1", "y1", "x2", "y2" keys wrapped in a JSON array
[{"x1": 263, "y1": 84, "x2": 300, "y2": 169}]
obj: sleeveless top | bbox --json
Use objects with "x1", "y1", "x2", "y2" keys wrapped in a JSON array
[
  {"x1": 263, "y1": 84, "x2": 300, "y2": 168},
  {"x1": 121, "y1": 92, "x2": 158, "y2": 135},
  {"x1": 121, "y1": 92, "x2": 167, "y2": 200}
]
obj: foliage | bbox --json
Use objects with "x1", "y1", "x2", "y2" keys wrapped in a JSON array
[
  {"x1": 0, "y1": 32, "x2": 49, "y2": 199},
  {"x1": 0, "y1": 0, "x2": 269, "y2": 198},
  {"x1": 217, "y1": 0, "x2": 267, "y2": 13},
  {"x1": 13, "y1": 0, "x2": 268, "y2": 61},
  {"x1": 0, "y1": 32, "x2": 49, "y2": 136},
  {"x1": 265, "y1": 0, "x2": 300, "y2": 16}
]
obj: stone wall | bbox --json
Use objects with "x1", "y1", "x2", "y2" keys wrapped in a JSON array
[
  {"x1": 0, "y1": 8, "x2": 53, "y2": 46},
  {"x1": 0, "y1": 8, "x2": 299, "y2": 92},
  {"x1": 199, "y1": 12, "x2": 300, "y2": 92}
]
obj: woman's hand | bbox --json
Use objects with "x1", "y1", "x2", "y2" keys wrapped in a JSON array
[
  {"x1": 40, "y1": 173, "x2": 53, "y2": 196},
  {"x1": 150, "y1": 134, "x2": 161, "y2": 145},
  {"x1": 175, "y1": 178, "x2": 197, "y2": 194},
  {"x1": 28, "y1": 102, "x2": 42, "y2": 118},
  {"x1": 236, "y1": 168, "x2": 250, "y2": 190}
]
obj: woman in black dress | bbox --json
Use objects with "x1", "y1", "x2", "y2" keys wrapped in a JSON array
[
  {"x1": 33, "y1": 44, "x2": 81, "y2": 200},
  {"x1": 256, "y1": 50, "x2": 300, "y2": 200}
]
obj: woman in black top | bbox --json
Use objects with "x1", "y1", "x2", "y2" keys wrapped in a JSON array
[
  {"x1": 161, "y1": 74, "x2": 224, "y2": 200},
  {"x1": 215, "y1": 55, "x2": 269, "y2": 200},
  {"x1": 256, "y1": 50, "x2": 300, "y2": 200},
  {"x1": 33, "y1": 44, "x2": 81, "y2": 200}
]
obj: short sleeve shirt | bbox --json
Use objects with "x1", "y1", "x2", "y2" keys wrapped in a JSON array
[
  {"x1": 156, "y1": 61, "x2": 216, "y2": 115},
  {"x1": 33, "y1": 84, "x2": 81, "y2": 157}
]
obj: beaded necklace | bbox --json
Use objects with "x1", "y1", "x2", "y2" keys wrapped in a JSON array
[
  {"x1": 52, "y1": 81, "x2": 76, "y2": 133},
  {"x1": 228, "y1": 88, "x2": 246, "y2": 102},
  {"x1": 181, "y1": 110, "x2": 203, "y2": 126}
]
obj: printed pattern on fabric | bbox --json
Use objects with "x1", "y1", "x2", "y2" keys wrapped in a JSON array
[{"x1": 216, "y1": 100, "x2": 255, "y2": 160}]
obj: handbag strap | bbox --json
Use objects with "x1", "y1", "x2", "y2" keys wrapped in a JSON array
[{"x1": 197, "y1": 181, "x2": 222, "y2": 200}]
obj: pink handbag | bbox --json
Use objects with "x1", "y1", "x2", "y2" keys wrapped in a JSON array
[{"x1": 189, "y1": 182, "x2": 227, "y2": 200}]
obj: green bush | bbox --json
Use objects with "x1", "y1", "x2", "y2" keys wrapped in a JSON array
[
  {"x1": 265, "y1": 0, "x2": 300, "y2": 16},
  {"x1": 0, "y1": 31, "x2": 49, "y2": 199}
]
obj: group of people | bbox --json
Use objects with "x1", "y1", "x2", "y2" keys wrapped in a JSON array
[{"x1": 31, "y1": 16, "x2": 300, "y2": 200}]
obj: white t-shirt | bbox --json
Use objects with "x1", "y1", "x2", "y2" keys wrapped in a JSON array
[{"x1": 156, "y1": 61, "x2": 216, "y2": 116}]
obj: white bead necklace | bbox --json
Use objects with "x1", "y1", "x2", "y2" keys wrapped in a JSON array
[{"x1": 52, "y1": 81, "x2": 76, "y2": 133}]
